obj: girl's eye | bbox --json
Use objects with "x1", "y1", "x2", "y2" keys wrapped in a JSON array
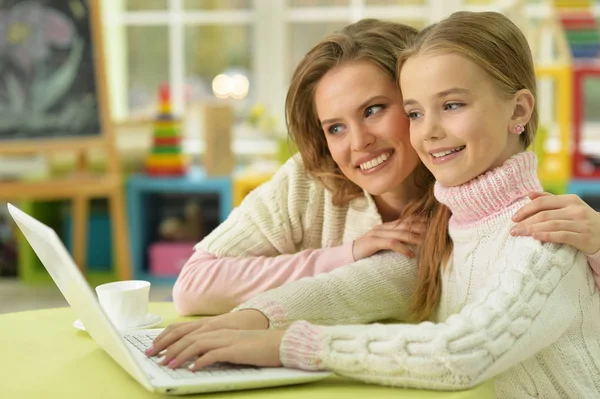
[
  {"x1": 328, "y1": 124, "x2": 344, "y2": 135},
  {"x1": 444, "y1": 103, "x2": 463, "y2": 111},
  {"x1": 405, "y1": 111, "x2": 422, "y2": 120},
  {"x1": 365, "y1": 104, "x2": 384, "y2": 117}
]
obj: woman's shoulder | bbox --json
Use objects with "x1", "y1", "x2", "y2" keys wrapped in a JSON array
[
  {"x1": 259, "y1": 154, "x2": 373, "y2": 215},
  {"x1": 242, "y1": 154, "x2": 327, "y2": 208},
  {"x1": 267, "y1": 154, "x2": 324, "y2": 194},
  {"x1": 277, "y1": 153, "x2": 310, "y2": 179}
]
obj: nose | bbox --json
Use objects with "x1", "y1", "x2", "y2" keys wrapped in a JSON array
[
  {"x1": 349, "y1": 123, "x2": 375, "y2": 151},
  {"x1": 421, "y1": 114, "x2": 445, "y2": 142}
]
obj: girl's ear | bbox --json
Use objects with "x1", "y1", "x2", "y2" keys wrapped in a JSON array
[{"x1": 509, "y1": 89, "x2": 535, "y2": 133}]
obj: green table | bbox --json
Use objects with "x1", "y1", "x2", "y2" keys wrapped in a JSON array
[{"x1": 1, "y1": 302, "x2": 496, "y2": 398}]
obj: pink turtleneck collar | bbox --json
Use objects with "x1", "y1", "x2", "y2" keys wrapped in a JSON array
[{"x1": 434, "y1": 151, "x2": 543, "y2": 227}]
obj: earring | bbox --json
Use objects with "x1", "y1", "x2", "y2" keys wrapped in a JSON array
[{"x1": 513, "y1": 124, "x2": 525, "y2": 134}]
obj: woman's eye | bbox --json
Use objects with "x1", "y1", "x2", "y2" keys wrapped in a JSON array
[
  {"x1": 365, "y1": 104, "x2": 384, "y2": 117},
  {"x1": 328, "y1": 124, "x2": 343, "y2": 135}
]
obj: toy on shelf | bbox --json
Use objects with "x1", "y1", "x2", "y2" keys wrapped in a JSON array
[
  {"x1": 555, "y1": 0, "x2": 600, "y2": 59},
  {"x1": 127, "y1": 167, "x2": 232, "y2": 283},
  {"x1": 157, "y1": 200, "x2": 204, "y2": 242},
  {"x1": 551, "y1": 0, "x2": 600, "y2": 179},
  {"x1": 151, "y1": 200, "x2": 204, "y2": 277},
  {"x1": 145, "y1": 84, "x2": 189, "y2": 177}
]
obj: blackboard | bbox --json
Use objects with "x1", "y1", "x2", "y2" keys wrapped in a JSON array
[{"x1": 0, "y1": 0, "x2": 101, "y2": 141}]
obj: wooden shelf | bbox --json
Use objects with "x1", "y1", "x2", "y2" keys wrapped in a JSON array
[{"x1": 0, "y1": 174, "x2": 121, "y2": 200}]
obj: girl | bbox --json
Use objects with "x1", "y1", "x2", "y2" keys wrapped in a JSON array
[
  {"x1": 173, "y1": 19, "x2": 600, "y2": 317},
  {"x1": 150, "y1": 12, "x2": 600, "y2": 397}
]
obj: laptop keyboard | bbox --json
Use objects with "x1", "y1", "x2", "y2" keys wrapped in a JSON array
[{"x1": 124, "y1": 333, "x2": 260, "y2": 380}]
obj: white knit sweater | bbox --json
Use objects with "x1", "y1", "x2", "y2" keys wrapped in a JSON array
[
  {"x1": 204, "y1": 154, "x2": 419, "y2": 325},
  {"x1": 241, "y1": 152, "x2": 600, "y2": 397}
]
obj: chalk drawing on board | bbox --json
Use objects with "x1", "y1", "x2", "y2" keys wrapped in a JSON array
[{"x1": 0, "y1": 0, "x2": 100, "y2": 140}]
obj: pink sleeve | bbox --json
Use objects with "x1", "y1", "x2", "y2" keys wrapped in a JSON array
[
  {"x1": 172, "y1": 242, "x2": 355, "y2": 316},
  {"x1": 586, "y1": 249, "x2": 600, "y2": 290}
]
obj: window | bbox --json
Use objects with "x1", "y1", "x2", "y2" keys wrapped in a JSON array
[{"x1": 104, "y1": 0, "x2": 564, "y2": 151}]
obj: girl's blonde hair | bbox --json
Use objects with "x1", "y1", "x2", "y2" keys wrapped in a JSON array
[
  {"x1": 286, "y1": 19, "x2": 421, "y2": 206},
  {"x1": 397, "y1": 11, "x2": 539, "y2": 320}
]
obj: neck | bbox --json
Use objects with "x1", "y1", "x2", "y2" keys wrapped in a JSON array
[
  {"x1": 374, "y1": 197, "x2": 406, "y2": 222},
  {"x1": 373, "y1": 171, "x2": 422, "y2": 222},
  {"x1": 434, "y1": 151, "x2": 542, "y2": 227}
]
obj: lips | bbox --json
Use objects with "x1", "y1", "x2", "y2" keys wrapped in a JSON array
[
  {"x1": 354, "y1": 150, "x2": 394, "y2": 169},
  {"x1": 358, "y1": 151, "x2": 392, "y2": 170},
  {"x1": 431, "y1": 145, "x2": 465, "y2": 158}
]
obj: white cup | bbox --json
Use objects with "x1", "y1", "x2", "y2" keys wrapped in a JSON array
[{"x1": 95, "y1": 280, "x2": 151, "y2": 329}]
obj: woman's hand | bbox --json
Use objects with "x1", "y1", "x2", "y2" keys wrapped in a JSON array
[
  {"x1": 352, "y1": 217, "x2": 426, "y2": 260},
  {"x1": 146, "y1": 309, "x2": 269, "y2": 357},
  {"x1": 157, "y1": 329, "x2": 285, "y2": 371},
  {"x1": 511, "y1": 191, "x2": 600, "y2": 254}
]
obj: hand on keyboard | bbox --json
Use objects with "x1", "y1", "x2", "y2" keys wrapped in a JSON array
[
  {"x1": 149, "y1": 329, "x2": 286, "y2": 371},
  {"x1": 125, "y1": 333, "x2": 260, "y2": 378},
  {"x1": 145, "y1": 309, "x2": 269, "y2": 358}
]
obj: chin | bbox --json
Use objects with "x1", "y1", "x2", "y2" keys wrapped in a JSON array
[
  {"x1": 363, "y1": 185, "x2": 388, "y2": 196},
  {"x1": 360, "y1": 178, "x2": 399, "y2": 196},
  {"x1": 432, "y1": 174, "x2": 467, "y2": 187},
  {"x1": 364, "y1": 178, "x2": 409, "y2": 196}
]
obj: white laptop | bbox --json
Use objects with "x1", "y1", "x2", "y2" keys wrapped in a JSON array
[{"x1": 7, "y1": 203, "x2": 332, "y2": 395}]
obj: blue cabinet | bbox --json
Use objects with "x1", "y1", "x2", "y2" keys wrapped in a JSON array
[{"x1": 126, "y1": 167, "x2": 232, "y2": 285}]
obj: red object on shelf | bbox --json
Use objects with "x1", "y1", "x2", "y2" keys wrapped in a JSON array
[
  {"x1": 159, "y1": 82, "x2": 171, "y2": 104},
  {"x1": 572, "y1": 63, "x2": 600, "y2": 179},
  {"x1": 559, "y1": 13, "x2": 597, "y2": 30},
  {"x1": 148, "y1": 241, "x2": 195, "y2": 277},
  {"x1": 153, "y1": 136, "x2": 183, "y2": 146},
  {"x1": 145, "y1": 165, "x2": 188, "y2": 176}
]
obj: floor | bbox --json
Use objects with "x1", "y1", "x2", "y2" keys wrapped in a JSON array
[{"x1": 0, "y1": 278, "x2": 174, "y2": 314}]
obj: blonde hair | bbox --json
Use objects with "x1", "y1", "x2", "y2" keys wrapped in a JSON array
[
  {"x1": 285, "y1": 19, "x2": 420, "y2": 206},
  {"x1": 398, "y1": 11, "x2": 539, "y2": 320}
]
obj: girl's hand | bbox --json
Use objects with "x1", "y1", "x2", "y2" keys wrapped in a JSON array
[
  {"x1": 159, "y1": 329, "x2": 285, "y2": 371},
  {"x1": 352, "y1": 217, "x2": 426, "y2": 260},
  {"x1": 511, "y1": 191, "x2": 600, "y2": 254},
  {"x1": 146, "y1": 309, "x2": 269, "y2": 357}
]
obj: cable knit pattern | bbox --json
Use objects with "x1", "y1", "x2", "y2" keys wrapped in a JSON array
[
  {"x1": 589, "y1": 249, "x2": 600, "y2": 288},
  {"x1": 279, "y1": 152, "x2": 600, "y2": 397}
]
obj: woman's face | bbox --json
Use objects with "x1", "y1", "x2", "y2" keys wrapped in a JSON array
[{"x1": 315, "y1": 60, "x2": 421, "y2": 200}]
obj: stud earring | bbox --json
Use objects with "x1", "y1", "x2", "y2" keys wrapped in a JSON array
[{"x1": 513, "y1": 124, "x2": 525, "y2": 134}]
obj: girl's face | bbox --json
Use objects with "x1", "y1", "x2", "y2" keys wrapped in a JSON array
[
  {"x1": 400, "y1": 53, "x2": 523, "y2": 187},
  {"x1": 315, "y1": 60, "x2": 421, "y2": 201}
]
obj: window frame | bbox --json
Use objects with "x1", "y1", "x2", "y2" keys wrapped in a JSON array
[{"x1": 103, "y1": 0, "x2": 560, "y2": 130}]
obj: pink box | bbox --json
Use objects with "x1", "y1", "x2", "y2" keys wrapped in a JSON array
[{"x1": 148, "y1": 242, "x2": 195, "y2": 277}]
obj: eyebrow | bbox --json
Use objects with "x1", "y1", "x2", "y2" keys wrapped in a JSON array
[
  {"x1": 402, "y1": 87, "x2": 471, "y2": 107},
  {"x1": 320, "y1": 95, "x2": 389, "y2": 126}
]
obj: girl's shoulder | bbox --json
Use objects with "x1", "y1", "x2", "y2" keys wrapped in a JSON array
[{"x1": 504, "y1": 236, "x2": 585, "y2": 275}]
